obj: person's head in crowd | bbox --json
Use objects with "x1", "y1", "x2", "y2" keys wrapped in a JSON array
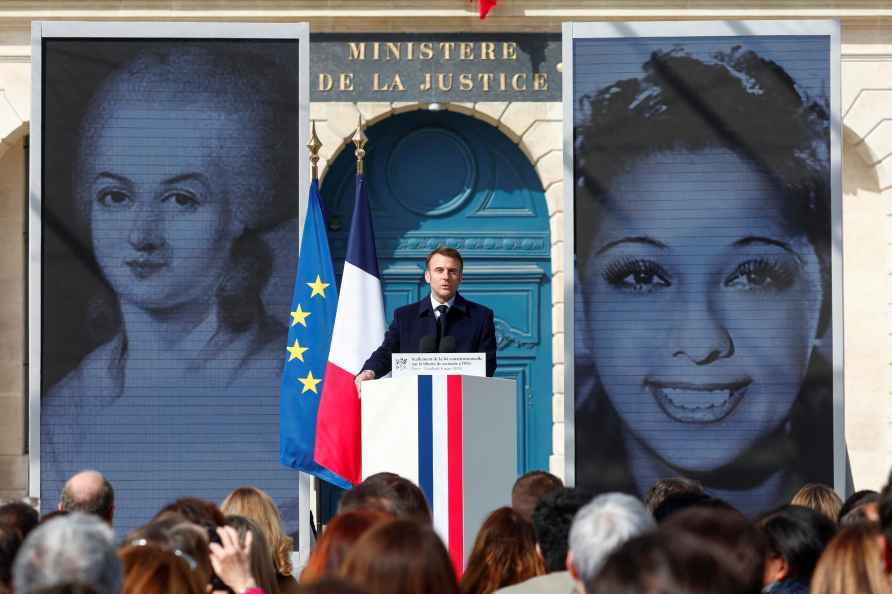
[
  {"x1": 119, "y1": 543, "x2": 205, "y2": 594},
  {"x1": 221, "y1": 486, "x2": 294, "y2": 579},
  {"x1": 810, "y1": 523, "x2": 890, "y2": 594},
  {"x1": 644, "y1": 477, "x2": 704, "y2": 513},
  {"x1": 791, "y1": 484, "x2": 843, "y2": 523},
  {"x1": 651, "y1": 492, "x2": 735, "y2": 523},
  {"x1": 13, "y1": 512, "x2": 122, "y2": 594},
  {"x1": 340, "y1": 519, "x2": 459, "y2": 594},
  {"x1": 0, "y1": 501, "x2": 39, "y2": 539},
  {"x1": 338, "y1": 473, "x2": 431, "y2": 525},
  {"x1": 460, "y1": 507, "x2": 544, "y2": 594},
  {"x1": 156, "y1": 498, "x2": 225, "y2": 530},
  {"x1": 59, "y1": 471, "x2": 115, "y2": 525},
  {"x1": 663, "y1": 506, "x2": 766, "y2": 594},
  {"x1": 0, "y1": 526, "x2": 22, "y2": 593},
  {"x1": 510, "y1": 471, "x2": 563, "y2": 524},
  {"x1": 531, "y1": 487, "x2": 593, "y2": 573},
  {"x1": 300, "y1": 510, "x2": 392, "y2": 584},
  {"x1": 297, "y1": 577, "x2": 369, "y2": 594},
  {"x1": 588, "y1": 531, "x2": 751, "y2": 594},
  {"x1": 567, "y1": 493, "x2": 655, "y2": 588},
  {"x1": 757, "y1": 505, "x2": 837, "y2": 592},
  {"x1": 126, "y1": 516, "x2": 213, "y2": 590},
  {"x1": 838, "y1": 490, "x2": 879, "y2": 525},
  {"x1": 224, "y1": 516, "x2": 281, "y2": 594}
]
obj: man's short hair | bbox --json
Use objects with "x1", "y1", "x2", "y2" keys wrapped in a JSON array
[
  {"x1": 425, "y1": 246, "x2": 463, "y2": 272},
  {"x1": 339, "y1": 472, "x2": 431, "y2": 525},
  {"x1": 568, "y1": 493, "x2": 655, "y2": 583},
  {"x1": 59, "y1": 473, "x2": 114, "y2": 523},
  {"x1": 511, "y1": 471, "x2": 563, "y2": 524},
  {"x1": 531, "y1": 487, "x2": 593, "y2": 573},
  {"x1": 644, "y1": 477, "x2": 704, "y2": 513},
  {"x1": 13, "y1": 512, "x2": 122, "y2": 594}
]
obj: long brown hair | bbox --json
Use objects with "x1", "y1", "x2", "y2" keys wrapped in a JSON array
[
  {"x1": 301, "y1": 510, "x2": 391, "y2": 583},
  {"x1": 224, "y1": 515, "x2": 282, "y2": 594},
  {"x1": 221, "y1": 486, "x2": 294, "y2": 576},
  {"x1": 120, "y1": 544, "x2": 205, "y2": 594},
  {"x1": 810, "y1": 523, "x2": 891, "y2": 594},
  {"x1": 340, "y1": 519, "x2": 459, "y2": 594},
  {"x1": 460, "y1": 507, "x2": 545, "y2": 594}
]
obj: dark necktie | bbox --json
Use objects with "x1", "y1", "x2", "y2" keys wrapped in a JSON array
[{"x1": 436, "y1": 304, "x2": 448, "y2": 345}]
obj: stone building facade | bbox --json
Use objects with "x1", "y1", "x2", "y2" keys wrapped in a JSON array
[{"x1": 0, "y1": 0, "x2": 890, "y2": 501}]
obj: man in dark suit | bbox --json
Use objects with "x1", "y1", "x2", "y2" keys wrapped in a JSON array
[{"x1": 355, "y1": 247, "x2": 497, "y2": 392}]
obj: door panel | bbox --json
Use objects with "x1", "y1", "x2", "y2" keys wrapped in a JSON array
[{"x1": 322, "y1": 110, "x2": 552, "y2": 475}]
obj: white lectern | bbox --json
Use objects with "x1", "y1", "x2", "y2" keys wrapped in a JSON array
[{"x1": 361, "y1": 374, "x2": 516, "y2": 575}]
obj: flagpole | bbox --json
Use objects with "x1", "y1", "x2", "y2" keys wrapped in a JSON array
[
  {"x1": 298, "y1": 121, "x2": 324, "y2": 567},
  {"x1": 353, "y1": 115, "x2": 367, "y2": 175}
]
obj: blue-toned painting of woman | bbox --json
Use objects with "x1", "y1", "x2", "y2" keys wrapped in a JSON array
[
  {"x1": 573, "y1": 45, "x2": 833, "y2": 514},
  {"x1": 41, "y1": 44, "x2": 300, "y2": 533}
]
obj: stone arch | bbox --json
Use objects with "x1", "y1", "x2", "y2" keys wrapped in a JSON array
[{"x1": 310, "y1": 99, "x2": 568, "y2": 475}]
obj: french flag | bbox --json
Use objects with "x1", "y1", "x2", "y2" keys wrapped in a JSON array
[{"x1": 314, "y1": 174, "x2": 386, "y2": 485}]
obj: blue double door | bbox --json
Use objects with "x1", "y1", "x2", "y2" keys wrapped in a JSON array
[{"x1": 321, "y1": 109, "x2": 552, "y2": 475}]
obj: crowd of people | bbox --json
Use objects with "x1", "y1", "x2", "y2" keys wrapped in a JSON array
[{"x1": 1, "y1": 468, "x2": 891, "y2": 594}]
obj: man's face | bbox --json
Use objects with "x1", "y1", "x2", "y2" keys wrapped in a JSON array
[{"x1": 425, "y1": 254, "x2": 462, "y2": 303}]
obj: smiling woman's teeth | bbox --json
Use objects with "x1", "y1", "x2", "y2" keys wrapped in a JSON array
[
  {"x1": 649, "y1": 383, "x2": 748, "y2": 423},
  {"x1": 661, "y1": 388, "x2": 732, "y2": 409}
]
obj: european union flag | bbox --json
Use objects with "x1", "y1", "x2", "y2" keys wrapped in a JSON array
[{"x1": 280, "y1": 179, "x2": 350, "y2": 488}]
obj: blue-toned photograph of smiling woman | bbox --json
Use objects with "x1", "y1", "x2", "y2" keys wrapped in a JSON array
[{"x1": 572, "y1": 37, "x2": 833, "y2": 514}]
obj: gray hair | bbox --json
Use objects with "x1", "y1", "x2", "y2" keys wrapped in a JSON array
[
  {"x1": 568, "y1": 493, "x2": 655, "y2": 583},
  {"x1": 12, "y1": 512, "x2": 122, "y2": 594}
]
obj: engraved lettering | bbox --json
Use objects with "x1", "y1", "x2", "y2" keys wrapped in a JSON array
[
  {"x1": 420, "y1": 72, "x2": 432, "y2": 91},
  {"x1": 318, "y1": 72, "x2": 333, "y2": 92},
  {"x1": 503, "y1": 42, "x2": 518, "y2": 60},
  {"x1": 340, "y1": 73, "x2": 354, "y2": 91},
  {"x1": 459, "y1": 42, "x2": 474, "y2": 60},
  {"x1": 481, "y1": 42, "x2": 496, "y2": 60},
  {"x1": 533, "y1": 72, "x2": 548, "y2": 91},
  {"x1": 479, "y1": 72, "x2": 494, "y2": 92},
  {"x1": 511, "y1": 73, "x2": 527, "y2": 91},
  {"x1": 347, "y1": 42, "x2": 366, "y2": 61},
  {"x1": 459, "y1": 73, "x2": 473, "y2": 91},
  {"x1": 419, "y1": 42, "x2": 434, "y2": 60},
  {"x1": 439, "y1": 42, "x2": 455, "y2": 60},
  {"x1": 385, "y1": 42, "x2": 401, "y2": 60},
  {"x1": 438, "y1": 73, "x2": 453, "y2": 91}
]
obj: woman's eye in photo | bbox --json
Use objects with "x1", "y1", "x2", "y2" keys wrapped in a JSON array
[
  {"x1": 96, "y1": 189, "x2": 131, "y2": 208},
  {"x1": 163, "y1": 191, "x2": 200, "y2": 210},
  {"x1": 724, "y1": 258, "x2": 798, "y2": 292},
  {"x1": 601, "y1": 258, "x2": 672, "y2": 293}
]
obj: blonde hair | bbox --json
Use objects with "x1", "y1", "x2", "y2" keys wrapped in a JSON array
[
  {"x1": 811, "y1": 523, "x2": 891, "y2": 594},
  {"x1": 221, "y1": 487, "x2": 293, "y2": 576},
  {"x1": 792, "y1": 484, "x2": 843, "y2": 523}
]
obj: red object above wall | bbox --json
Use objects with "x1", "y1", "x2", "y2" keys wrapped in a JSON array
[{"x1": 479, "y1": 0, "x2": 497, "y2": 19}]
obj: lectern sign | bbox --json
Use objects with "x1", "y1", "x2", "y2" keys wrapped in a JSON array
[{"x1": 392, "y1": 353, "x2": 486, "y2": 377}]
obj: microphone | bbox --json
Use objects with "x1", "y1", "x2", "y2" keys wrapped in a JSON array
[
  {"x1": 439, "y1": 336, "x2": 456, "y2": 353},
  {"x1": 419, "y1": 335, "x2": 438, "y2": 353}
]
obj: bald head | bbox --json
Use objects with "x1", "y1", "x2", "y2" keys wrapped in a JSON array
[{"x1": 59, "y1": 471, "x2": 114, "y2": 524}]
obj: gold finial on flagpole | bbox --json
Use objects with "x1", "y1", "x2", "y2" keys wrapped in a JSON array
[
  {"x1": 353, "y1": 114, "x2": 368, "y2": 176},
  {"x1": 307, "y1": 121, "x2": 322, "y2": 181}
]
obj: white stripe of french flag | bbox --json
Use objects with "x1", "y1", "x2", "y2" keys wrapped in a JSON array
[{"x1": 314, "y1": 174, "x2": 386, "y2": 485}]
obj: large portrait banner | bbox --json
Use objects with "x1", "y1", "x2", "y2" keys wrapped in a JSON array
[
  {"x1": 564, "y1": 21, "x2": 842, "y2": 515},
  {"x1": 31, "y1": 22, "x2": 309, "y2": 536}
]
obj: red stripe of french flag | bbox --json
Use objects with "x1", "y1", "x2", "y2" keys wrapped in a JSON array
[
  {"x1": 446, "y1": 375, "x2": 464, "y2": 576},
  {"x1": 314, "y1": 175, "x2": 386, "y2": 485}
]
